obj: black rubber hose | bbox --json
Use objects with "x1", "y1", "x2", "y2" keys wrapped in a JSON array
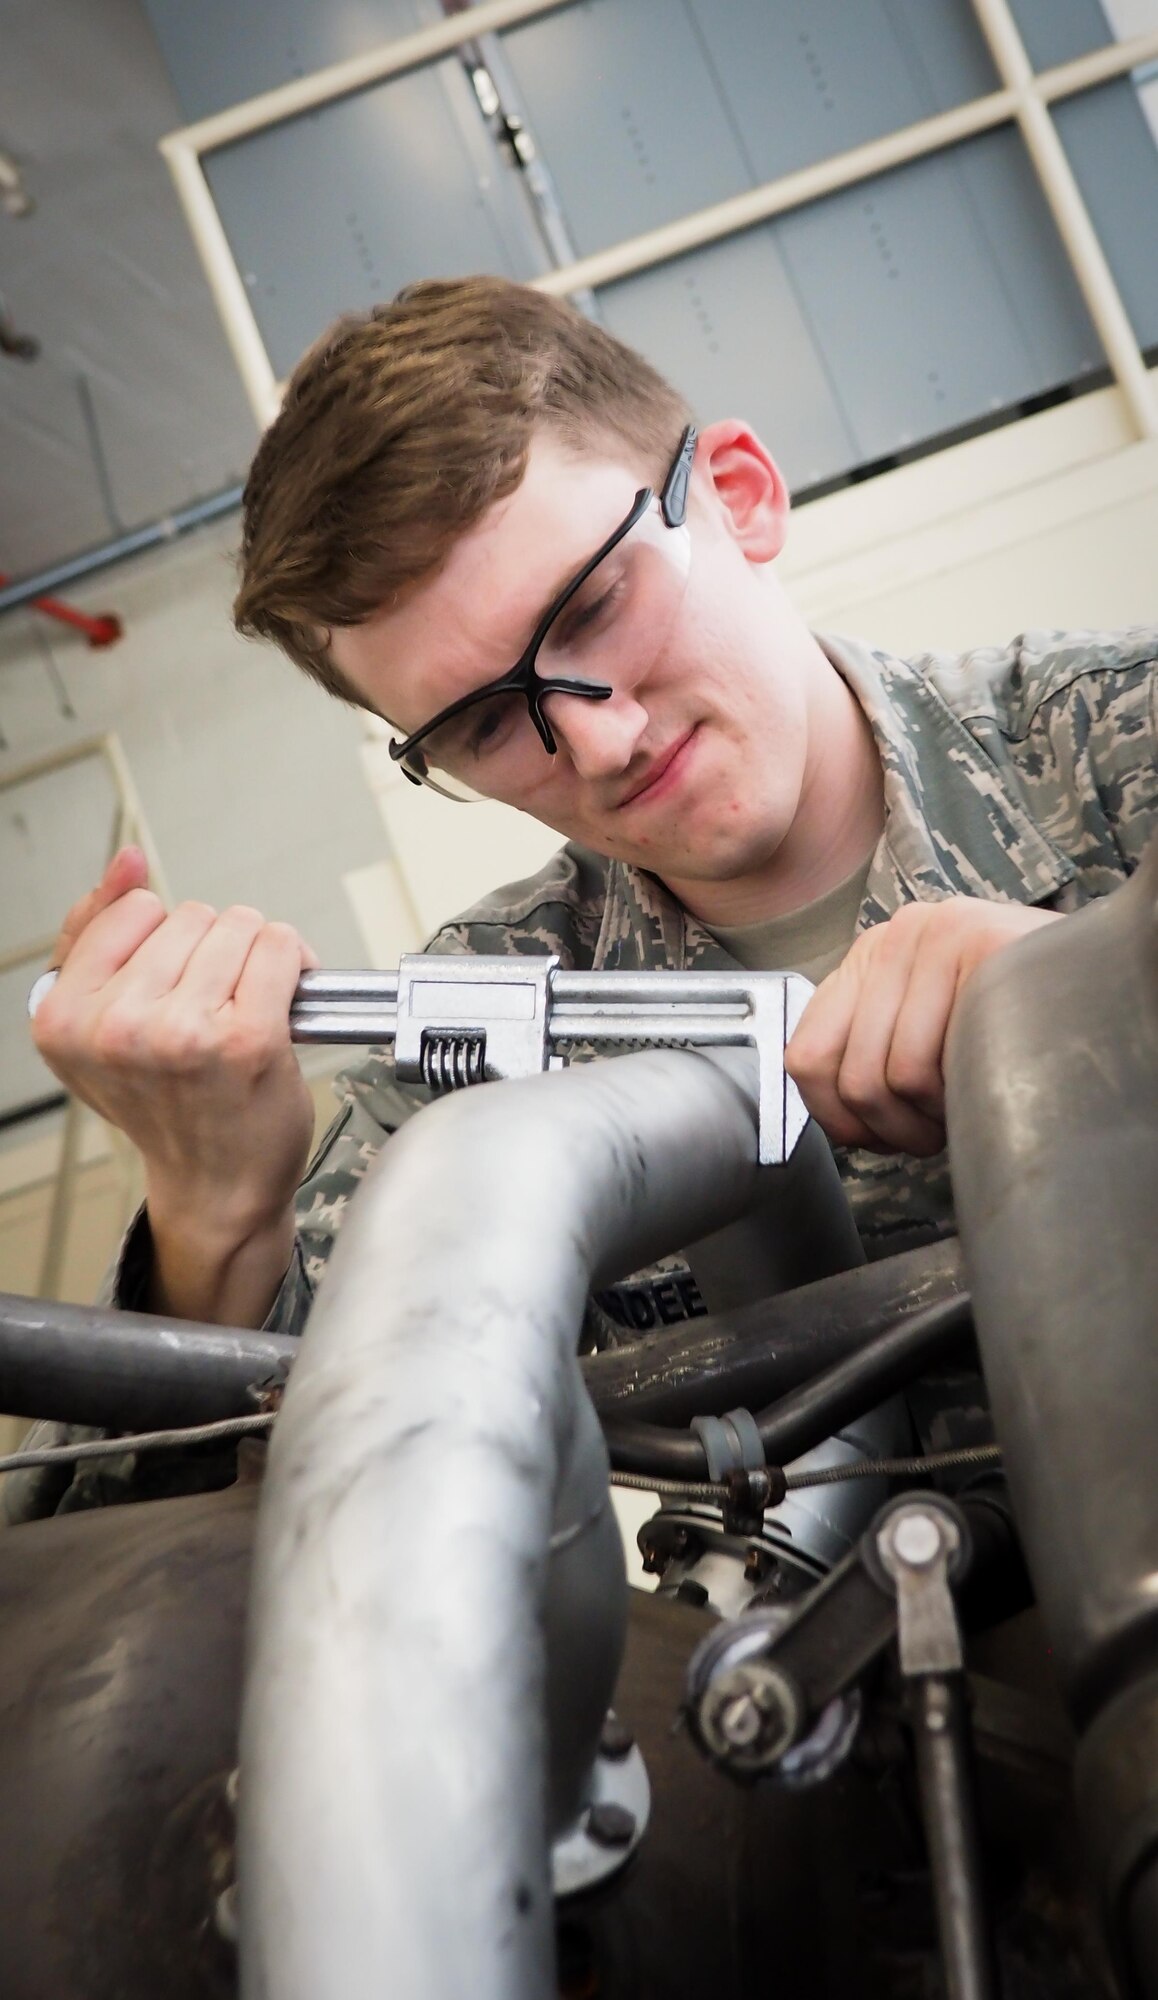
[
  {"x1": 753, "y1": 1291, "x2": 974, "y2": 1462},
  {"x1": 601, "y1": 1292, "x2": 974, "y2": 1479},
  {"x1": 583, "y1": 1236, "x2": 964, "y2": 1425}
]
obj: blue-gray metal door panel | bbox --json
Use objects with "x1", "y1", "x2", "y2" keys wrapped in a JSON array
[
  {"x1": 774, "y1": 130, "x2": 1101, "y2": 464},
  {"x1": 1053, "y1": 79, "x2": 1158, "y2": 351},
  {"x1": 499, "y1": 0, "x2": 754, "y2": 256},
  {"x1": 598, "y1": 232, "x2": 859, "y2": 492},
  {"x1": 204, "y1": 62, "x2": 548, "y2": 380}
]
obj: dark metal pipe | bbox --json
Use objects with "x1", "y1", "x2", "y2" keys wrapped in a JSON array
[
  {"x1": 754, "y1": 1292, "x2": 973, "y2": 1462},
  {"x1": 583, "y1": 1237, "x2": 965, "y2": 1425},
  {"x1": 0, "y1": 1290, "x2": 297, "y2": 1430},
  {"x1": 602, "y1": 1292, "x2": 973, "y2": 1478}
]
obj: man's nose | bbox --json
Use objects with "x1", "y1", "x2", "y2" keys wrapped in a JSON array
[{"x1": 547, "y1": 687, "x2": 650, "y2": 781}]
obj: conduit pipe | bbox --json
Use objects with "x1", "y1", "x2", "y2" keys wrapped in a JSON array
[
  {"x1": 0, "y1": 484, "x2": 243, "y2": 618},
  {"x1": 240, "y1": 1047, "x2": 767, "y2": 2000}
]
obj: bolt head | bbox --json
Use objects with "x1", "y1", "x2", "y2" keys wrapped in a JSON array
[
  {"x1": 586, "y1": 1801, "x2": 636, "y2": 1848},
  {"x1": 889, "y1": 1510, "x2": 942, "y2": 1569},
  {"x1": 719, "y1": 1692, "x2": 764, "y2": 1748},
  {"x1": 697, "y1": 1660, "x2": 803, "y2": 1770}
]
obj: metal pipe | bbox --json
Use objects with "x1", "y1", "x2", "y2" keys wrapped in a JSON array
[
  {"x1": 240, "y1": 1047, "x2": 764, "y2": 2000},
  {"x1": 687, "y1": 1118, "x2": 865, "y2": 1317},
  {"x1": 0, "y1": 569, "x2": 121, "y2": 647},
  {"x1": 947, "y1": 835, "x2": 1158, "y2": 1989},
  {"x1": 0, "y1": 1289, "x2": 298, "y2": 1430},
  {"x1": 0, "y1": 486, "x2": 243, "y2": 618}
]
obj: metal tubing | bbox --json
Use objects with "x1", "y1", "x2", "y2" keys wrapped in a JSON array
[
  {"x1": 0, "y1": 1290, "x2": 299, "y2": 1431},
  {"x1": 240, "y1": 1048, "x2": 763, "y2": 2000},
  {"x1": 911, "y1": 1675, "x2": 999, "y2": 2000},
  {"x1": 754, "y1": 1293, "x2": 972, "y2": 1462},
  {"x1": 602, "y1": 1292, "x2": 973, "y2": 1478},
  {"x1": 687, "y1": 1118, "x2": 865, "y2": 1317}
]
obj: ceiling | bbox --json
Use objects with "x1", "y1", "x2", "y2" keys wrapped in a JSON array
[{"x1": 0, "y1": 0, "x2": 256, "y2": 583}]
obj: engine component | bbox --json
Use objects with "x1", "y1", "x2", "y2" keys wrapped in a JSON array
[{"x1": 241, "y1": 1045, "x2": 769, "y2": 2000}]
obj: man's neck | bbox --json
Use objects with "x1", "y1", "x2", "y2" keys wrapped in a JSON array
[{"x1": 663, "y1": 660, "x2": 886, "y2": 930}]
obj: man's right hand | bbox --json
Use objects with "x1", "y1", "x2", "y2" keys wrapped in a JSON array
[{"x1": 31, "y1": 845, "x2": 319, "y2": 1327}]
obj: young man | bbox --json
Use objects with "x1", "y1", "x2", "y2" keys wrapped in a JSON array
[{"x1": 33, "y1": 277, "x2": 1158, "y2": 1361}]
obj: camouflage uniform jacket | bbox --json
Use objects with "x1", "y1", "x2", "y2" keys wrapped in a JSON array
[
  {"x1": 10, "y1": 625, "x2": 1150, "y2": 1519},
  {"x1": 117, "y1": 624, "x2": 1157, "y2": 1350}
]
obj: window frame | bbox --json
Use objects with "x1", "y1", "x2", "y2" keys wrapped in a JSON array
[{"x1": 159, "y1": 0, "x2": 1158, "y2": 585}]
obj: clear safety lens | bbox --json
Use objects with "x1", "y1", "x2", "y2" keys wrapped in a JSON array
[{"x1": 401, "y1": 500, "x2": 692, "y2": 803}]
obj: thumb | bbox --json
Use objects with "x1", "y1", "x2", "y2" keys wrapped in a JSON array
[{"x1": 51, "y1": 844, "x2": 151, "y2": 967}]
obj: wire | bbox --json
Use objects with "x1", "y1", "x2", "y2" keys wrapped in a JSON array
[
  {"x1": 0, "y1": 1411, "x2": 274, "y2": 1476},
  {"x1": 610, "y1": 1471, "x2": 736, "y2": 1503},
  {"x1": 786, "y1": 1444, "x2": 1000, "y2": 1488},
  {"x1": 0, "y1": 1416, "x2": 1000, "y2": 1496},
  {"x1": 609, "y1": 1442, "x2": 1001, "y2": 1505}
]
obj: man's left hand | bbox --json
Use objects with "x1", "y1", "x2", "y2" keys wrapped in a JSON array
[{"x1": 785, "y1": 895, "x2": 1061, "y2": 1156}]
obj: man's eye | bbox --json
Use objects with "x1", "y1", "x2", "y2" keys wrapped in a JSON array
[
  {"x1": 465, "y1": 699, "x2": 517, "y2": 761},
  {"x1": 555, "y1": 582, "x2": 621, "y2": 648}
]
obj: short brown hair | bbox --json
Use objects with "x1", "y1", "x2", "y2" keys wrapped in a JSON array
[{"x1": 233, "y1": 276, "x2": 692, "y2": 704}]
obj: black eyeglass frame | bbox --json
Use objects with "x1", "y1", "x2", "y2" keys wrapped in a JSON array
[{"x1": 388, "y1": 424, "x2": 698, "y2": 786}]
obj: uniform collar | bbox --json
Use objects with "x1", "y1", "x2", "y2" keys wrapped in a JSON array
[
  {"x1": 821, "y1": 634, "x2": 1076, "y2": 917},
  {"x1": 591, "y1": 633, "x2": 1076, "y2": 970}
]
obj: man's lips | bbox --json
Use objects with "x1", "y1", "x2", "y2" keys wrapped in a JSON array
[{"x1": 617, "y1": 728, "x2": 697, "y2": 810}]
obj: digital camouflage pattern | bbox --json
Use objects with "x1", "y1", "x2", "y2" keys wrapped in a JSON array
[{"x1": 9, "y1": 628, "x2": 1155, "y2": 1517}]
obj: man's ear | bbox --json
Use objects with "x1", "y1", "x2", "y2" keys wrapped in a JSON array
[{"x1": 693, "y1": 420, "x2": 789, "y2": 563}]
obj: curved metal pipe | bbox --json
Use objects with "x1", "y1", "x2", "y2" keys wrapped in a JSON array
[{"x1": 240, "y1": 1047, "x2": 764, "y2": 2000}]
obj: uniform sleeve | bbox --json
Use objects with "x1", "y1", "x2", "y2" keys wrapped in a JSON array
[{"x1": 1016, "y1": 648, "x2": 1158, "y2": 887}]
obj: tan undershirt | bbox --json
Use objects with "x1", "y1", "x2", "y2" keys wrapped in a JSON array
[{"x1": 707, "y1": 852, "x2": 874, "y2": 984}]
